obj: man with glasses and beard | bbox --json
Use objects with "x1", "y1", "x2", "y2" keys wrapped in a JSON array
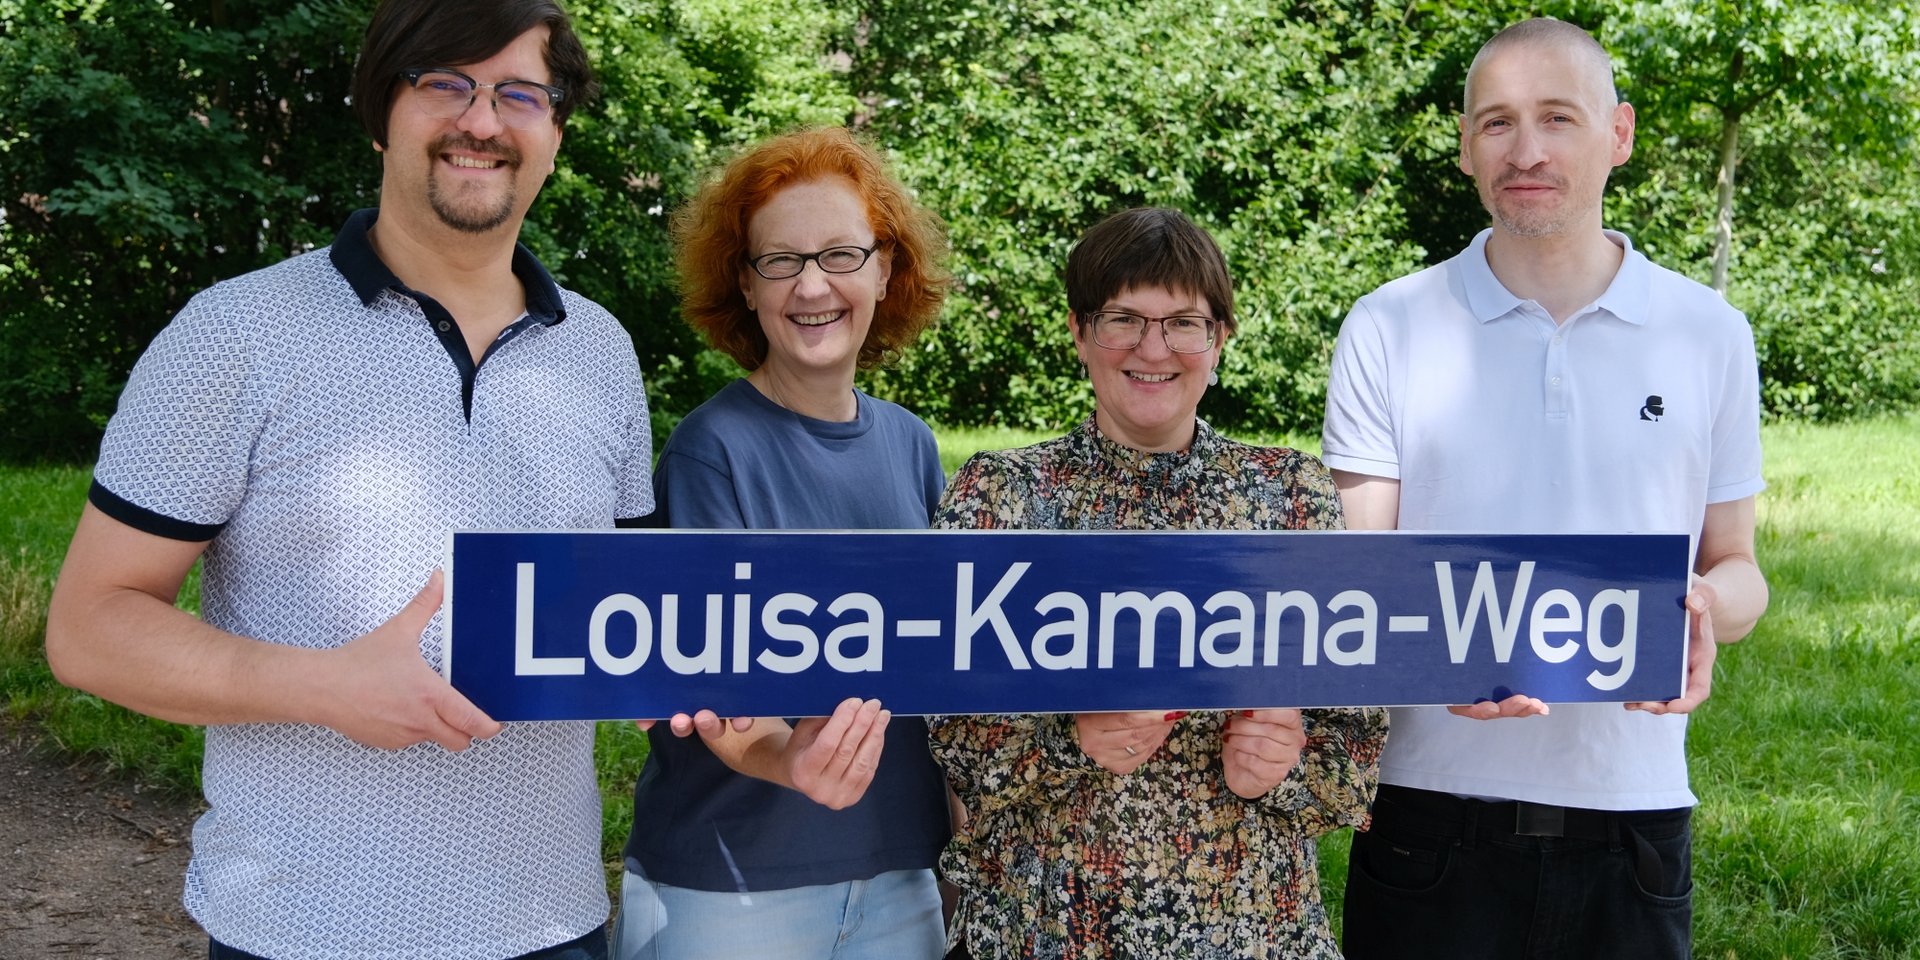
[{"x1": 44, "y1": 1, "x2": 651, "y2": 956}]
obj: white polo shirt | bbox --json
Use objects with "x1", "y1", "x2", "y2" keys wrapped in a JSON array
[
  {"x1": 92, "y1": 210, "x2": 654, "y2": 958},
  {"x1": 1323, "y1": 228, "x2": 1763, "y2": 810}
]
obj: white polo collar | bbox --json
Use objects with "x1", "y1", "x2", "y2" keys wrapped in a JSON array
[{"x1": 1459, "y1": 228, "x2": 1655, "y2": 327}]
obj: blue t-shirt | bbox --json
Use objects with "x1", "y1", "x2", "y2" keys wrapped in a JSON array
[{"x1": 623, "y1": 379, "x2": 952, "y2": 891}]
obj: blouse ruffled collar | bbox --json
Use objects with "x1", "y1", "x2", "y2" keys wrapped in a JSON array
[{"x1": 1069, "y1": 414, "x2": 1220, "y2": 488}]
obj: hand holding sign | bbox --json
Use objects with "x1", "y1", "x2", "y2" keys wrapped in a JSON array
[
  {"x1": 321, "y1": 571, "x2": 502, "y2": 752},
  {"x1": 444, "y1": 530, "x2": 1692, "y2": 719},
  {"x1": 786, "y1": 698, "x2": 892, "y2": 810},
  {"x1": 1222, "y1": 709, "x2": 1306, "y2": 799},
  {"x1": 657, "y1": 711, "x2": 754, "y2": 737},
  {"x1": 1625, "y1": 576, "x2": 1719, "y2": 716},
  {"x1": 1075, "y1": 711, "x2": 1180, "y2": 774},
  {"x1": 650, "y1": 701, "x2": 890, "y2": 810},
  {"x1": 1445, "y1": 693, "x2": 1551, "y2": 721}
]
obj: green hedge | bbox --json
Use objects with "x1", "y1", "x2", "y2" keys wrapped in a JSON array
[{"x1": 3, "y1": 0, "x2": 1915, "y2": 460}]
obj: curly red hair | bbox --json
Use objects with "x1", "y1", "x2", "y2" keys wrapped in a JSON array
[{"x1": 673, "y1": 127, "x2": 951, "y2": 370}]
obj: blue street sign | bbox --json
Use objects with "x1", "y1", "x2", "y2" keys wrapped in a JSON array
[{"x1": 442, "y1": 530, "x2": 1691, "y2": 721}]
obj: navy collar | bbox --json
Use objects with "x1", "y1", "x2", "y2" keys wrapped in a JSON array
[{"x1": 327, "y1": 208, "x2": 567, "y2": 326}]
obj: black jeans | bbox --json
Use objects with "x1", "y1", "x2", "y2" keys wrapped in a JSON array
[
  {"x1": 1343, "y1": 784, "x2": 1693, "y2": 960},
  {"x1": 209, "y1": 926, "x2": 608, "y2": 960}
]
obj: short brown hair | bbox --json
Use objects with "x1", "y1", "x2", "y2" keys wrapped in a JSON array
[
  {"x1": 674, "y1": 127, "x2": 950, "y2": 370},
  {"x1": 1065, "y1": 207, "x2": 1235, "y2": 335},
  {"x1": 351, "y1": 0, "x2": 598, "y2": 148}
]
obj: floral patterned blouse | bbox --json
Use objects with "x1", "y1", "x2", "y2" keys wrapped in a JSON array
[{"x1": 929, "y1": 416, "x2": 1389, "y2": 960}]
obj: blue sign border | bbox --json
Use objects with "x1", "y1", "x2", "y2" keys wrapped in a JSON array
[{"x1": 443, "y1": 530, "x2": 1691, "y2": 720}]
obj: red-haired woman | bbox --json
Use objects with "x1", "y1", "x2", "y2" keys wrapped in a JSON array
[{"x1": 613, "y1": 127, "x2": 953, "y2": 960}]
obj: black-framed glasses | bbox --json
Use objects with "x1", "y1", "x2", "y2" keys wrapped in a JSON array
[
  {"x1": 1086, "y1": 311, "x2": 1219, "y2": 354},
  {"x1": 400, "y1": 67, "x2": 565, "y2": 128},
  {"x1": 746, "y1": 245, "x2": 878, "y2": 280}
]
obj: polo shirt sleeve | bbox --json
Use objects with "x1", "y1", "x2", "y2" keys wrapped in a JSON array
[
  {"x1": 1321, "y1": 298, "x2": 1401, "y2": 481},
  {"x1": 90, "y1": 290, "x2": 266, "y2": 541},
  {"x1": 1706, "y1": 311, "x2": 1766, "y2": 504},
  {"x1": 613, "y1": 352, "x2": 656, "y2": 524}
]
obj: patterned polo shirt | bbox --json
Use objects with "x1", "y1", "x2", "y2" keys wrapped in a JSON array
[{"x1": 90, "y1": 209, "x2": 653, "y2": 959}]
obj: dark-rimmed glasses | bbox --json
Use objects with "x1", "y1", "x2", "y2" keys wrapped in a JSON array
[
  {"x1": 746, "y1": 245, "x2": 878, "y2": 281},
  {"x1": 1086, "y1": 311, "x2": 1218, "y2": 354},
  {"x1": 400, "y1": 68, "x2": 565, "y2": 128}
]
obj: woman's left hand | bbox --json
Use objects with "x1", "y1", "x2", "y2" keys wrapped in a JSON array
[
  {"x1": 1221, "y1": 708, "x2": 1306, "y2": 799},
  {"x1": 1075, "y1": 711, "x2": 1181, "y2": 774}
]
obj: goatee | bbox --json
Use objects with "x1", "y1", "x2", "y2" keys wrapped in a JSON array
[{"x1": 427, "y1": 133, "x2": 522, "y2": 234}]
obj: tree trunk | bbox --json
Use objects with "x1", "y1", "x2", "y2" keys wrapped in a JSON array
[
  {"x1": 1710, "y1": 46, "x2": 1747, "y2": 297},
  {"x1": 1711, "y1": 109, "x2": 1740, "y2": 296}
]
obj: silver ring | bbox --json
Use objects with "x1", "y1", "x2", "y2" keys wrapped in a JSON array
[{"x1": 1123, "y1": 744, "x2": 1139, "y2": 757}]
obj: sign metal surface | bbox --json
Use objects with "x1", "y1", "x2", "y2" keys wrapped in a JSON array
[{"x1": 442, "y1": 529, "x2": 1691, "y2": 721}]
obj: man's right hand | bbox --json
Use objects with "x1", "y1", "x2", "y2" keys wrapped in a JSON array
[
  {"x1": 313, "y1": 571, "x2": 502, "y2": 751},
  {"x1": 1445, "y1": 693, "x2": 1551, "y2": 720},
  {"x1": 47, "y1": 505, "x2": 502, "y2": 743}
]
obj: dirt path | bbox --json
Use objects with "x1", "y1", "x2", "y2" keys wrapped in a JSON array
[{"x1": 0, "y1": 720, "x2": 203, "y2": 958}]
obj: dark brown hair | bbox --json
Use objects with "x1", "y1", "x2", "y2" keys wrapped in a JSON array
[
  {"x1": 673, "y1": 126, "x2": 950, "y2": 370},
  {"x1": 1065, "y1": 207, "x2": 1235, "y2": 334},
  {"x1": 351, "y1": 0, "x2": 598, "y2": 148}
]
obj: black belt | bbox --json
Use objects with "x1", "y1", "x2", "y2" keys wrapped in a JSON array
[{"x1": 1373, "y1": 785, "x2": 1677, "y2": 892}]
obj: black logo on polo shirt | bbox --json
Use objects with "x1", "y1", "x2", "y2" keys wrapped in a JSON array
[{"x1": 1639, "y1": 395, "x2": 1665, "y2": 421}]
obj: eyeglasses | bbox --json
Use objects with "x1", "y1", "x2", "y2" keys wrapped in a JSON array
[
  {"x1": 1086, "y1": 311, "x2": 1219, "y2": 354},
  {"x1": 400, "y1": 67, "x2": 565, "y2": 128},
  {"x1": 746, "y1": 245, "x2": 878, "y2": 281}
]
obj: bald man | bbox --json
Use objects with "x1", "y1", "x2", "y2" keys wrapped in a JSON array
[{"x1": 1323, "y1": 18, "x2": 1769, "y2": 959}]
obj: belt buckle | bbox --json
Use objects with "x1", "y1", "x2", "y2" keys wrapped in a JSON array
[{"x1": 1514, "y1": 802, "x2": 1566, "y2": 837}]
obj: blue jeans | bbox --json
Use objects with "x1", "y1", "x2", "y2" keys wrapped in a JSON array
[
  {"x1": 613, "y1": 866, "x2": 944, "y2": 960},
  {"x1": 209, "y1": 927, "x2": 607, "y2": 960},
  {"x1": 1343, "y1": 785, "x2": 1693, "y2": 960}
]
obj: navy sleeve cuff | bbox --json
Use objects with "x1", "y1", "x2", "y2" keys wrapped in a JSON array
[{"x1": 89, "y1": 479, "x2": 224, "y2": 542}]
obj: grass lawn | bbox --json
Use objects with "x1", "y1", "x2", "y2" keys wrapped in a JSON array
[{"x1": 2, "y1": 414, "x2": 1915, "y2": 957}]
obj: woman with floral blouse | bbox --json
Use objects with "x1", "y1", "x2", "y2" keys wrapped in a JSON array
[{"x1": 929, "y1": 207, "x2": 1388, "y2": 960}]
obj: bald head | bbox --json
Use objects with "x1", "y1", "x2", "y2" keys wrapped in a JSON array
[{"x1": 1464, "y1": 18, "x2": 1617, "y2": 118}]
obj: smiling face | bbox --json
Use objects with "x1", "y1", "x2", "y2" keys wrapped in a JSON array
[
  {"x1": 739, "y1": 177, "x2": 892, "y2": 381},
  {"x1": 380, "y1": 25, "x2": 563, "y2": 237},
  {"x1": 1073, "y1": 284, "x2": 1224, "y2": 453},
  {"x1": 1459, "y1": 39, "x2": 1634, "y2": 242}
]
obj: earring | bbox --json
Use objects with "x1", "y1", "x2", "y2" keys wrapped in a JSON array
[
  {"x1": 1207, "y1": 368, "x2": 1219, "y2": 386},
  {"x1": 1079, "y1": 360, "x2": 1089, "y2": 379}
]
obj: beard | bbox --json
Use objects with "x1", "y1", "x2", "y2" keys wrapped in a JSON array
[
  {"x1": 426, "y1": 133, "x2": 523, "y2": 234},
  {"x1": 1481, "y1": 171, "x2": 1573, "y2": 239}
]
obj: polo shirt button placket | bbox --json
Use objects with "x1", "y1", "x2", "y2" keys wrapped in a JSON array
[{"x1": 1545, "y1": 320, "x2": 1569, "y2": 420}]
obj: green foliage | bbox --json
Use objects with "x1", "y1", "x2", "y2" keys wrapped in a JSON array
[
  {"x1": 0, "y1": 0, "x2": 370, "y2": 461},
  {"x1": 1733, "y1": 193, "x2": 1920, "y2": 419},
  {"x1": 0, "y1": 550, "x2": 52, "y2": 687},
  {"x1": 595, "y1": 719, "x2": 651, "y2": 883},
  {"x1": 526, "y1": 0, "x2": 856, "y2": 443},
  {"x1": 1604, "y1": 1, "x2": 1920, "y2": 419},
  {"x1": 0, "y1": 0, "x2": 853, "y2": 459},
  {"x1": 1, "y1": 0, "x2": 1916, "y2": 461},
  {"x1": 850, "y1": 0, "x2": 1435, "y2": 432},
  {"x1": 1688, "y1": 415, "x2": 1920, "y2": 955}
]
